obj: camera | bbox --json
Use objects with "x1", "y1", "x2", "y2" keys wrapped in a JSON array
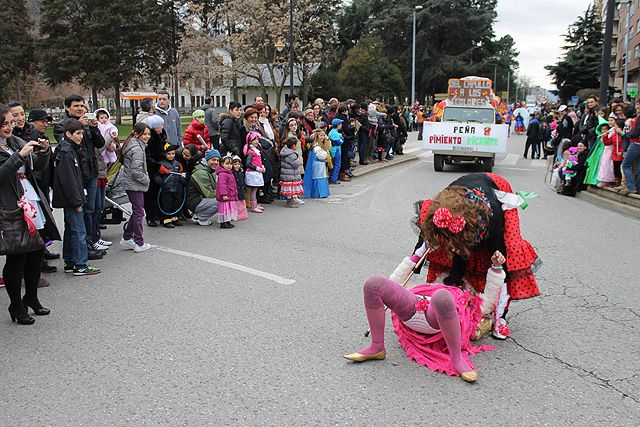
[
  {"x1": 32, "y1": 143, "x2": 47, "y2": 153},
  {"x1": 85, "y1": 113, "x2": 96, "y2": 120}
]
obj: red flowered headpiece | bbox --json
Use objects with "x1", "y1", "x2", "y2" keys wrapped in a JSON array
[{"x1": 432, "y1": 207, "x2": 466, "y2": 233}]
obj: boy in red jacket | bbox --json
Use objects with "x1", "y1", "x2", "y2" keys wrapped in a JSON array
[{"x1": 183, "y1": 110, "x2": 210, "y2": 154}]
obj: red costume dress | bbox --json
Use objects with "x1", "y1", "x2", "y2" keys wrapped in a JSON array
[{"x1": 417, "y1": 173, "x2": 539, "y2": 300}]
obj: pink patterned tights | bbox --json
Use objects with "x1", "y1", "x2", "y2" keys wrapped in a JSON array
[{"x1": 357, "y1": 275, "x2": 472, "y2": 374}]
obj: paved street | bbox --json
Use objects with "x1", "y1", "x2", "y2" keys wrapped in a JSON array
[{"x1": 1, "y1": 132, "x2": 638, "y2": 426}]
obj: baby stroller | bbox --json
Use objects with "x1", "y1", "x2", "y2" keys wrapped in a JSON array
[{"x1": 102, "y1": 160, "x2": 132, "y2": 231}]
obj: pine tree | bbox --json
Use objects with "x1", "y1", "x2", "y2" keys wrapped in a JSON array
[
  {"x1": 0, "y1": 1, "x2": 36, "y2": 101},
  {"x1": 545, "y1": 5, "x2": 603, "y2": 101},
  {"x1": 39, "y1": 0, "x2": 166, "y2": 116}
]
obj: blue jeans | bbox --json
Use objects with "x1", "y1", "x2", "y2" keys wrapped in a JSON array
[
  {"x1": 63, "y1": 207, "x2": 88, "y2": 267},
  {"x1": 330, "y1": 148, "x2": 341, "y2": 182},
  {"x1": 84, "y1": 179, "x2": 98, "y2": 246},
  {"x1": 622, "y1": 142, "x2": 640, "y2": 191}
]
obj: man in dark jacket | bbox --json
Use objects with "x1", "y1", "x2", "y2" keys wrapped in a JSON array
[
  {"x1": 54, "y1": 94, "x2": 106, "y2": 259},
  {"x1": 52, "y1": 119, "x2": 100, "y2": 276},
  {"x1": 335, "y1": 104, "x2": 353, "y2": 181},
  {"x1": 524, "y1": 114, "x2": 540, "y2": 159},
  {"x1": 219, "y1": 101, "x2": 243, "y2": 158},
  {"x1": 580, "y1": 96, "x2": 598, "y2": 149}
]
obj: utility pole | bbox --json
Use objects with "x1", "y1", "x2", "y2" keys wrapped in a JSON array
[
  {"x1": 506, "y1": 71, "x2": 510, "y2": 102},
  {"x1": 599, "y1": 0, "x2": 615, "y2": 106}
]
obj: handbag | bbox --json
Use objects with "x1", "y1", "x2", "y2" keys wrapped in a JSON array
[
  {"x1": 0, "y1": 207, "x2": 44, "y2": 255},
  {"x1": 0, "y1": 177, "x2": 44, "y2": 256}
]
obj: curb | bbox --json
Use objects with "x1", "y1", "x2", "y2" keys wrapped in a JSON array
[
  {"x1": 577, "y1": 189, "x2": 640, "y2": 219},
  {"x1": 351, "y1": 153, "x2": 421, "y2": 178}
]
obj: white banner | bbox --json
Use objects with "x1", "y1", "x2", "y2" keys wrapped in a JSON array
[{"x1": 422, "y1": 122, "x2": 509, "y2": 154}]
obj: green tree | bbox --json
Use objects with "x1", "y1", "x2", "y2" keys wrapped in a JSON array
[
  {"x1": 338, "y1": 0, "x2": 499, "y2": 101},
  {"x1": 484, "y1": 35, "x2": 519, "y2": 98},
  {"x1": 338, "y1": 39, "x2": 404, "y2": 101},
  {"x1": 40, "y1": 0, "x2": 165, "y2": 120},
  {"x1": 0, "y1": 1, "x2": 36, "y2": 101},
  {"x1": 545, "y1": 4, "x2": 603, "y2": 101}
]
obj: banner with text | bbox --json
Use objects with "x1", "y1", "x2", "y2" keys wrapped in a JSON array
[{"x1": 422, "y1": 122, "x2": 509, "y2": 154}]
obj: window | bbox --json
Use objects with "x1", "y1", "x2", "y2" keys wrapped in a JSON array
[
  {"x1": 635, "y1": 44, "x2": 640, "y2": 59},
  {"x1": 190, "y1": 96, "x2": 195, "y2": 107},
  {"x1": 215, "y1": 95, "x2": 221, "y2": 107},
  {"x1": 241, "y1": 94, "x2": 247, "y2": 105},
  {"x1": 264, "y1": 93, "x2": 269, "y2": 103},
  {"x1": 222, "y1": 95, "x2": 227, "y2": 107},
  {"x1": 180, "y1": 95, "x2": 185, "y2": 108}
]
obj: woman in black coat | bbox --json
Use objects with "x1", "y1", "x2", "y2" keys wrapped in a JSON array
[{"x1": 0, "y1": 104, "x2": 61, "y2": 325}]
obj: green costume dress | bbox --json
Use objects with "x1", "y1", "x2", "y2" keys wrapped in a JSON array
[{"x1": 583, "y1": 116, "x2": 608, "y2": 186}]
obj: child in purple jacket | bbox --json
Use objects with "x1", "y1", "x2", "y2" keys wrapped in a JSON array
[{"x1": 215, "y1": 154, "x2": 239, "y2": 229}]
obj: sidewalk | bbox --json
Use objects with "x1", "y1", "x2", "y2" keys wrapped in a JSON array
[
  {"x1": 578, "y1": 186, "x2": 640, "y2": 219},
  {"x1": 351, "y1": 132, "x2": 423, "y2": 178}
]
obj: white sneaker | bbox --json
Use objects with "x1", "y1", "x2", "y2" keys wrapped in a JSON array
[
  {"x1": 134, "y1": 243, "x2": 151, "y2": 253},
  {"x1": 91, "y1": 242, "x2": 109, "y2": 251},
  {"x1": 119, "y1": 238, "x2": 137, "y2": 250},
  {"x1": 295, "y1": 197, "x2": 305, "y2": 205},
  {"x1": 196, "y1": 219, "x2": 212, "y2": 226},
  {"x1": 98, "y1": 239, "x2": 112, "y2": 246}
]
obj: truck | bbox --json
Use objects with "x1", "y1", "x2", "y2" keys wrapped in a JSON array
[{"x1": 422, "y1": 77, "x2": 509, "y2": 173}]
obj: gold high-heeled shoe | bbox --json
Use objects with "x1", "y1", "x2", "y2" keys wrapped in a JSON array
[
  {"x1": 343, "y1": 350, "x2": 386, "y2": 362},
  {"x1": 460, "y1": 371, "x2": 478, "y2": 383}
]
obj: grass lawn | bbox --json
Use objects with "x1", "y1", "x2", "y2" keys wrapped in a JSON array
[{"x1": 43, "y1": 117, "x2": 193, "y2": 144}]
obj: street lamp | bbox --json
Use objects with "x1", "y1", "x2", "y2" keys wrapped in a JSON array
[
  {"x1": 275, "y1": 37, "x2": 286, "y2": 53},
  {"x1": 411, "y1": 5, "x2": 423, "y2": 106}
]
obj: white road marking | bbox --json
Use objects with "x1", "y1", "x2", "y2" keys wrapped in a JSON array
[
  {"x1": 500, "y1": 153, "x2": 520, "y2": 166},
  {"x1": 153, "y1": 245, "x2": 296, "y2": 285}
]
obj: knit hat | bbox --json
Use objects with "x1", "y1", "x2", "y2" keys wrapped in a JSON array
[
  {"x1": 163, "y1": 142, "x2": 179, "y2": 153},
  {"x1": 246, "y1": 130, "x2": 261, "y2": 144},
  {"x1": 192, "y1": 109, "x2": 205, "y2": 125},
  {"x1": 146, "y1": 115, "x2": 165, "y2": 130},
  {"x1": 331, "y1": 118, "x2": 343, "y2": 127},
  {"x1": 204, "y1": 148, "x2": 221, "y2": 161}
]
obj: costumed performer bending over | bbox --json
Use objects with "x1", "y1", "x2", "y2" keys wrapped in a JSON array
[{"x1": 416, "y1": 172, "x2": 540, "y2": 338}]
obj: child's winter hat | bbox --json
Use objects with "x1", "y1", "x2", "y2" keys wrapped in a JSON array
[
  {"x1": 331, "y1": 118, "x2": 343, "y2": 127},
  {"x1": 246, "y1": 130, "x2": 261, "y2": 144},
  {"x1": 192, "y1": 109, "x2": 205, "y2": 119},
  {"x1": 232, "y1": 155, "x2": 242, "y2": 163},
  {"x1": 163, "y1": 142, "x2": 179, "y2": 153},
  {"x1": 146, "y1": 115, "x2": 165, "y2": 130},
  {"x1": 204, "y1": 148, "x2": 221, "y2": 161}
]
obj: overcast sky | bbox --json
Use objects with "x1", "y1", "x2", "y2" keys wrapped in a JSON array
[{"x1": 495, "y1": 0, "x2": 594, "y2": 90}]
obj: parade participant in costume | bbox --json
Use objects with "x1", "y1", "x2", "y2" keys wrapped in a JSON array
[
  {"x1": 344, "y1": 244, "x2": 508, "y2": 383},
  {"x1": 584, "y1": 116, "x2": 609, "y2": 186},
  {"x1": 415, "y1": 173, "x2": 539, "y2": 331},
  {"x1": 244, "y1": 131, "x2": 266, "y2": 213},
  {"x1": 215, "y1": 153, "x2": 239, "y2": 229},
  {"x1": 302, "y1": 129, "x2": 330, "y2": 199},
  {"x1": 328, "y1": 119, "x2": 344, "y2": 184},
  {"x1": 232, "y1": 156, "x2": 248, "y2": 220},
  {"x1": 514, "y1": 114, "x2": 525, "y2": 135},
  {"x1": 279, "y1": 137, "x2": 304, "y2": 208}
]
